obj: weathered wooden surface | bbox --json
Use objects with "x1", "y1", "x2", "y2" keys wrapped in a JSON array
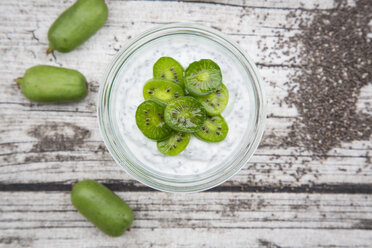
[
  {"x1": 2, "y1": 192, "x2": 372, "y2": 247},
  {"x1": 0, "y1": 0, "x2": 371, "y2": 247}
]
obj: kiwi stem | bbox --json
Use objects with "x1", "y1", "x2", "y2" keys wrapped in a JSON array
[
  {"x1": 15, "y1": 77, "x2": 22, "y2": 89},
  {"x1": 72, "y1": 180, "x2": 78, "y2": 189},
  {"x1": 46, "y1": 48, "x2": 53, "y2": 55}
]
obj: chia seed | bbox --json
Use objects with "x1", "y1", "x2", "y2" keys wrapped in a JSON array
[{"x1": 274, "y1": 0, "x2": 372, "y2": 158}]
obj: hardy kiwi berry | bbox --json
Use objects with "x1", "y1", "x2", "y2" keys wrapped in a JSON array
[
  {"x1": 194, "y1": 83, "x2": 229, "y2": 116},
  {"x1": 157, "y1": 132, "x2": 190, "y2": 156},
  {"x1": 164, "y1": 96, "x2": 206, "y2": 133},
  {"x1": 143, "y1": 78, "x2": 184, "y2": 104},
  {"x1": 135, "y1": 100, "x2": 172, "y2": 141},
  {"x1": 153, "y1": 57, "x2": 185, "y2": 88},
  {"x1": 184, "y1": 59, "x2": 222, "y2": 96},
  {"x1": 194, "y1": 115, "x2": 228, "y2": 142}
]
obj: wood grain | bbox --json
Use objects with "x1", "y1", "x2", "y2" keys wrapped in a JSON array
[
  {"x1": 1, "y1": 192, "x2": 372, "y2": 247},
  {"x1": 0, "y1": 0, "x2": 371, "y2": 247}
]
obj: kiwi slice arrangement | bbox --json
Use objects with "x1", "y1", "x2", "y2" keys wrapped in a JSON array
[{"x1": 135, "y1": 57, "x2": 230, "y2": 156}]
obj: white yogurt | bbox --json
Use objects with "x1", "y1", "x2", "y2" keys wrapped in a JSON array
[{"x1": 111, "y1": 34, "x2": 256, "y2": 176}]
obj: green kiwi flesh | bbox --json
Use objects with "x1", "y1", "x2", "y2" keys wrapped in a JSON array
[
  {"x1": 153, "y1": 57, "x2": 185, "y2": 88},
  {"x1": 195, "y1": 83, "x2": 229, "y2": 116},
  {"x1": 143, "y1": 78, "x2": 184, "y2": 104},
  {"x1": 164, "y1": 96, "x2": 206, "y2": 133},
  {"x1": 157, "y1": 132, "x2": 190, "y2": 156},
  {"x1": 194, "y1": 115, "x2": 228, "y2": 142},
  {"x1": 135, "y1": 100, "x2": 172, "y2": 141},
  {"x1": 184, "y1": 59, "x2": 222, "y2": 96}
]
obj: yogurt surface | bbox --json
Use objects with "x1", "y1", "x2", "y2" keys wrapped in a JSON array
[{"x1": 110, "y1": 34, "x2": 256, "y2": 176}]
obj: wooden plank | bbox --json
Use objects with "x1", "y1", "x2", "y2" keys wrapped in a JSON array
[{"x1": 1, "y1": 191, "x2": 372, "y2": 247}]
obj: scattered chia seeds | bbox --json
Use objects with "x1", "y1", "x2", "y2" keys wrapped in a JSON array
[{"x1": 277, "y1": 0, "x2": 372, "y2": 157}]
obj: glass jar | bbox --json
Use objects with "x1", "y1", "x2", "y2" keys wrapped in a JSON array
[{"x1": 98, "y1": 23, "x2": 266, "y2": 193}]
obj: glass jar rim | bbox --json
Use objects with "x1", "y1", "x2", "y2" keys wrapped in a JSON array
[{"x1": 97, "y1": 23, "x2": 266, "y2": 193}]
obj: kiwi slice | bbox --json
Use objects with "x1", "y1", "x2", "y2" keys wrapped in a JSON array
[
  {"x1": 143, "y1": 78, "x2": 184, "y2": 104},
  {"x1": 184, "y1": 59, "x2": 222, "y2": 96},
  {"x1": 164, "y1": 96, "x2": 206, "y2": 133},
  {"x1": 195, "y1": 83, "x2": 229, "y2": 116},
  {"x1": 194, "y1": 115, "x2": 228, "y2": 142},
  {"x1": 157, "y1": 132, "x2": 190, "y2": 156},
  {"x1": 153, "y1": 57, "x2": 185, "y2": 87},
  {"x1": 135, "y1": 100, "x2": 172, "y2": 141}
]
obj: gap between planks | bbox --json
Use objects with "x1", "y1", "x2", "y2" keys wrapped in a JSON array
[{"x1": 1, "y1": 182, "x2": 372, "y2": 194}]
